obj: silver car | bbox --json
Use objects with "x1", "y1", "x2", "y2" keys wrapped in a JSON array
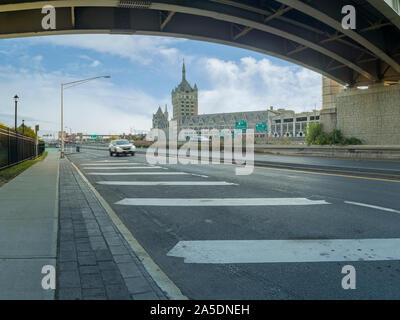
[{"x1": 109, "y1": 139, "x2": 136, "y2": 157}]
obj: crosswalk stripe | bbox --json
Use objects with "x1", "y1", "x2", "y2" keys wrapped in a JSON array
[
  {"x1": 82, "y1": 166, "x2": 162, "y2": 170},
  {"x1": 167, "y1": 239, "x2": 400, "y2": 264},
  {"x1": 86, "y1": 172, "x2": 189, "y2": 176},
  {"x1": 97, "y1": 181, "x2": 238, "y2": 186},
  {"x1": 115, "y1": 198, "x2": 329, "y2": 206}
]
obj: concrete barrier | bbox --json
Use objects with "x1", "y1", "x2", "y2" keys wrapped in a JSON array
[
  {"x1": 254, "y1": 145, "x2": 400, "y2": 161},
  {"x1": 78, "y1": 144, "x2": 400, "y2": 161}
]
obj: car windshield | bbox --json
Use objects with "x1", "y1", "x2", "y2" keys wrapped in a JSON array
[{"x1": 115, "y1": 140, "x2": 130, "y2": 145}]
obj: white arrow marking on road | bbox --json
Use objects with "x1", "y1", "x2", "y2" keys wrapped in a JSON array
[
  {"x1": 86, "y1": 172, "x2": 190, "y2": 176},
  {"x1": 82, "y1": 166, "x2": 162, "y2": 170},
  {"x1": 97, "y1": 181, "x2": 238, "y2": 186},
  {"x1": 115, "y1": 198, "x2": 329, "y2": 206},
  {"x1": 167, "y1": 239, "x2": 400, "y2": 264}
]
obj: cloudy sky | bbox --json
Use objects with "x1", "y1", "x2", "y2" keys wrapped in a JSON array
[{"x1": 0, "y1": 34, "x2": 322, "y2": 136}]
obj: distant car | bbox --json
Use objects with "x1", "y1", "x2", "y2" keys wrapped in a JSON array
[{"x1": 109, "y1": 139, "x2": 136, "y2": 156}]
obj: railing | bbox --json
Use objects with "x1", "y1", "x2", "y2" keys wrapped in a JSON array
[{"x1": 0, "y1": 127, "x2": 45, "y2": 170}]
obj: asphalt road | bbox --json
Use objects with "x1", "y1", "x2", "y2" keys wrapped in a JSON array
[{"x1": 67, "y1": 149, "x2": 400, "y2": 299}]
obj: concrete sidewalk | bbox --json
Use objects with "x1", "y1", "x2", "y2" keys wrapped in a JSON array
[{"x1": 0, "y1": 151, "x2": 59, "y2": 300}]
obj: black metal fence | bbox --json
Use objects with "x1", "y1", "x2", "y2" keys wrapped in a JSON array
[{"x1": 0, "y1": 127, "x2": 45, "y2": 170}]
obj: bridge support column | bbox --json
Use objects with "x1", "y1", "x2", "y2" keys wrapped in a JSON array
[
  {"x1": 334, "y1": 84, "x2": 400, "y2": 145},
  {"x1": 320, "y1": 77, "x2": 343, "y2": 133},
  {"x1": 321, "y1": 77, "x2": 400, "y2": 145}
]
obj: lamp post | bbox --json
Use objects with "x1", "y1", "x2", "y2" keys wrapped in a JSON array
[
  {"x1": 22, "y1": 120, "x2": 25, "y2": 135},
  {"x1": 60, "y1": 75, "x2": 111, "y2": 158},
  {"x1": 14, "y1": 95, "x2": 19, "y2": 133}
]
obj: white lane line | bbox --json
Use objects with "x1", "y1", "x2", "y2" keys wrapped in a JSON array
[
  {"x1": 82, "y1": 166, "x2": 162, "y2": 170},
  {"x1": 81, "y1": 163, "x2": 144, "y2": 166},
  {"x1": 167, "y1": 239, "x2": 400, "y2": 264},
  {"x1": 97, "y1": 181, "x2": 238, "y2": 186},
  {"x1": 191, "y1": 174, "x2": 209, "y2": 178},
  {"x1": 87, "y1": 172, "x2": 190, "y2": 176},
  {"x1": 115, "y1": 198, "x2": 329, "y2": 206},
  {"x1": 345, "y1": 201, "x2": 400, "y2": 214},
  {"x1": 95, "y1": 160, "x2": 129, "y2": 163}
]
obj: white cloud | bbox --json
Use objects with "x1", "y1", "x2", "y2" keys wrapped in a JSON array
[
  {"x1": 29, "y1": 34, "x2": 186, "y2": 65},
  {"x1": 197, "y1": 57, "x2": 322, "y2": 115},
  {"x1": 0, "y1": 66, "x2": 168, "y2": 135},
  {"x1": 90, "y1": 60, "x2": 101, "y2": 67}
]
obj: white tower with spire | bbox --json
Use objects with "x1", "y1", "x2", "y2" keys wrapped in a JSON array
[{"x1": 171, "y1": 60, "x2": 198, "y2": 120}]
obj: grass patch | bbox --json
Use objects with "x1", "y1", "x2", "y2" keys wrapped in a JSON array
[{"x1": 0, "y1": 152, "x2": 48, "y2": 187}]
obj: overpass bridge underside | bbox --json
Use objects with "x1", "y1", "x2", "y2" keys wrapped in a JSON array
[
  {"x1": 1, "y1": 0, "x2": 400, "y2": 145},
  {"x1": 0, "y1": 0, "x2": 399, "y2": 87}
]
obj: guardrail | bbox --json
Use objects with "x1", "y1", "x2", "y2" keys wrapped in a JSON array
[{"x1": 0, "y1": 128, "x2": 45, "y2": 170}]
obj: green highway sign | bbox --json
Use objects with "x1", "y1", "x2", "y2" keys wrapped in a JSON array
[
  {"x1": 235, "y1": 120, "x2": 247, "y2": 131},
  {"x1": 256, "y1": 122, "x2": 267, "y2": 132},
  {"x1": 90, "y1": 135, "x2": 98, "y2": 139}
]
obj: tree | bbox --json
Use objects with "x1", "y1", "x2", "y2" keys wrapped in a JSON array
[
  {"x1": 0, "y1": 123, "x2": 9, "y2": 130},
  {"x1": 17, "y1": 124, "x2": 37, "y2": 139}
]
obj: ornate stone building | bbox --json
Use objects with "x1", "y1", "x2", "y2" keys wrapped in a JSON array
[
  {"x1": 152, "y1": 62, "x2": 320, "y2": 141},
  {"x1": 152, "y1": 105, "x2": 169, "y2": 130},
  {"x1": 171, "y1": 61, "x2": 198, "y2": 119}
]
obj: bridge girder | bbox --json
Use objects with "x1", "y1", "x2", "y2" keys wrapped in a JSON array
[{"x1": 0, "y1": 0, "x2": 399, "y2": 86}]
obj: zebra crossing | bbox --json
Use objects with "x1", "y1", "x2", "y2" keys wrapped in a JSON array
[{"x1": 81, "y1": 156, "x2": 384, "y2": 266}]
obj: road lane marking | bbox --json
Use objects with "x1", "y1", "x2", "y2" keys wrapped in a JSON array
[
  {"x1": 94, "y1": 160, "x2": 129, "y2": 163},
  {"x1": 259, "y1": 166, "x2": 400, "y2": 183},
  {"x1": 97, "y1": 181, "x2": 238, "y2": 186},
  {"x1": 167, "y1": 239, "x2": 400, "y2": 264},
  {"x1": 87, "y1": 172, "x2": 190, "y2": 176},
  {"x1": 115, "y1": 198, "x2": 329, "y2": 206},
  {"x1": 82, "y1": 166, "x2": 163, "y2": 170},
  {"x1": 345, "y1": 201, "x2": 400, "y2": 214},
  {"x1": 81, "y1": 163, "x2": 144, "y2": 166},
  {"x1": 191, "y1": 174, "x2": 209, "y2": 178},
  {"x1": 69, "y1": 160, "x2": 187, "y2": 300}
]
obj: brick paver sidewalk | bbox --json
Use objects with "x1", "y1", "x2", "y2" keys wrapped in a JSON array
[{"x1": 57, "y1": 159, "x2": 167, "y2": 300}]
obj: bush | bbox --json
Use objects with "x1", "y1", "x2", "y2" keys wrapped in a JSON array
[
  {"x1": 305, "y1": 123, "x2": 323, "y2": 145},
  {"x1": 306, "y1": 123, "x2": 361, "y2": 146}
]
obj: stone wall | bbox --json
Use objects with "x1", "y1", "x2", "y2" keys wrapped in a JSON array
[{"x1": 335, "y1": 85, "x2": 400, "y2": 145}]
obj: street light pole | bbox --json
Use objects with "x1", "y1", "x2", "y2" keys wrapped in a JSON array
[
  {"x1": 60, "y1": 75, "x2": 111, "y2": 159},
  {"x1": 61, "y1": 83, "x2": 64, "y2": 158},
  {"x1": 14, "y1": 95, "x2": 19, "y2": 133}
]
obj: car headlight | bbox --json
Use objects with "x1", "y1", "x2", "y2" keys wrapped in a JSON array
[
  {"x1": 131, "y1": 145, "x2": 136, "y2": 150},
  {"x1": 116, "y1": 147, "x2": 122, "y2": 151}
]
